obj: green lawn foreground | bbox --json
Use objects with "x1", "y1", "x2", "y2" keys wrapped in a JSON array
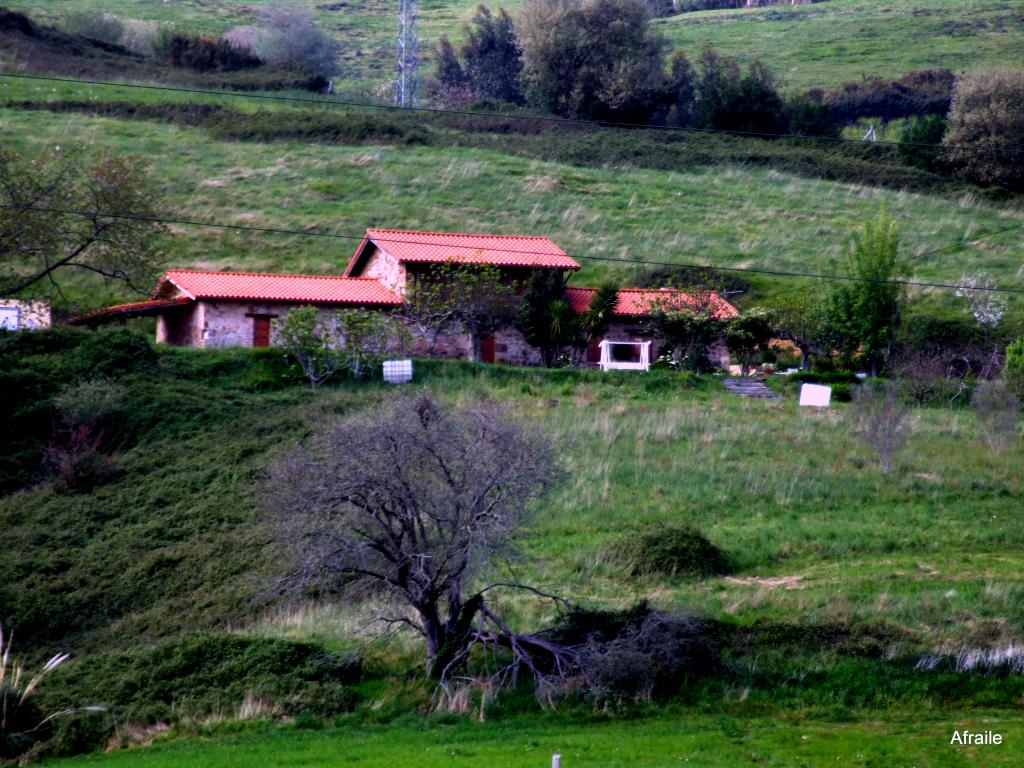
[{"x1": 44, "y1": 713, "x2": 1024, "y2": 767}]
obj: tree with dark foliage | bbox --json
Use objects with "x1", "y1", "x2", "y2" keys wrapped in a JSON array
[
  {"x1": 517, "y1": 0, "x2": 667, "y2": 120},
  {"x1": 266, "y1": 395, "x2": 569, "y2": 688},
  {"x1": 515, "y1": 270, "x2": 579, "y2": 366},
  {"x1": 432, "y1": 6, "x2": 523, "y2": 105}
]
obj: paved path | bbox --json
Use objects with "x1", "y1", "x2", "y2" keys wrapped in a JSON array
[{"x1": 722, "y1": 377, "x2": 782, "y2": 400}]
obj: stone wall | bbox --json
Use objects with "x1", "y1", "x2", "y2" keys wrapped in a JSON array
[
  {"x1": 157, "y1": 303, "x2": 202, "y2": 346},
  {"x1": 359, "y1": 246, "x2": 405, "y2": 295}
]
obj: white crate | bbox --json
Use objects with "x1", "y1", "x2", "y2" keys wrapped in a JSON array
[
  {"x1": 799, "y1": 382, "x2": 832, "y2": 407},
  {"x1": 382, "y1": 359, "x2": 413, "y2": 384}
]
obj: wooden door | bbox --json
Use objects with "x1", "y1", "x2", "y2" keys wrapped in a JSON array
[
  {"x1": 480, "y1": 334, "x2": 496, "y2": 364},
  {"x1": 252, "y1": 316, "x2": 272, "y2": 348}
]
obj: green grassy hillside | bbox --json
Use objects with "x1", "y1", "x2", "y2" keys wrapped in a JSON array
[
  {"x1": 3, "y1": 330, "x2": 1023, "y2": 763},
  {"x1": 5, "y1": 0, "x2": 1024, "y2": 94},
  {"x1": 657, "y1": 0, "x2": 1024, "y2": 91},
  {"x1": 2, "y1": 103, "x2": 1022, "y2": 314}
]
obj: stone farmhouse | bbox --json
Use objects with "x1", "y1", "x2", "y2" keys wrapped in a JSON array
[{"x1": 74, "y1": 229, "x2": 737, "y2": 367}]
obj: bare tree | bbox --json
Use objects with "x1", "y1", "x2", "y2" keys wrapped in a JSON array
[
  {"x1": 850, "y1": 382, "x2": 911, "y2": 474},
  {"x1": 971, "y1": 381, "x2": 1020, "y2": 455},
  {"x1": 1, "y1": 145, "x2": 162, "y2": 297},
  {"x1": 266, "y1": 394, "x2": 569, "y2": 688}
]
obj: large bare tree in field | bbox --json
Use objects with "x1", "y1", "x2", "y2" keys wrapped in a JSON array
[
  {"x1": 0, "y1": 145, "x2": 161, "y2": 297},
  {"x1": 266, "y1": 394, "x2": 570, "y2": 688}
]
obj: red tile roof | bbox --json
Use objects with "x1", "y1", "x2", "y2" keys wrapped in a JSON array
[
  {"x1": 346, "y1": 229, "x2": 581, "y2": 274},
  {"x1": 160, "y1": 270, "x2": 402, "y2": 305},
  {"x1": 68, "y1": 297, "x2": 193, "y2": 325},
  {"x1": 565, "y1": 287, "x2": 738, "y2": 319}
]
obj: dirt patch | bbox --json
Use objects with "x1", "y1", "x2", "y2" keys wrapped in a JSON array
[
  {"x1": 723, "y1": 575, "x2": 805, "y2": 590},
  {"x1": 523, "y1": 174, "x2": 562, "y2": 193}
]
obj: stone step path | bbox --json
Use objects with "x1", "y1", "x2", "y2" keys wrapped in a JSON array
[{"x1": 722, "y1": 377, "x2": 782, "y2": 400}]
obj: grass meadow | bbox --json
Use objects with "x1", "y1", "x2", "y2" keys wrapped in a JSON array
[
  {"x1": 42, "y1": 711, "x2": 1024, "y2": 767},
  {"x1": 5, "y1": 0, "x2": 1024, "y2": 94}
]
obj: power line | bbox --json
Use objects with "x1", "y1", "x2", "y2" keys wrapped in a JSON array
[
  {"x1": 914, "y1": 222, "x2": 1024, "y2": 259},
  {"x1": 2, "y1": 72, "x2": 1022, "y2": 156},
  {"x1": 3, "y1": 203, "x2": 1021, "y2": 294}
]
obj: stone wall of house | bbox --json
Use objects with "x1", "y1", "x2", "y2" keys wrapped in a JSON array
[
  {"x1": 157, "y1": 303, "x2": 203, "y2": 346},
  {"x1": 360, "y1": 247, "x2": 406, "y2": 295},
  {"x1": 154, "y1": 299, "x2": 728, "y2": 369},
  {"x1": 0, "y1": 299, "x2": 51, "y2": 330}
]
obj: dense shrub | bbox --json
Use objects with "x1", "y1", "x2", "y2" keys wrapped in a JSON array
[
  {"x1": 0, "y1": 6, "x2": 35, "y2": 36},
  {"x1": 612, "y1": 523, "x2": 732, "y2": 578},
  {"x1": 971, "y1": 381, "x2": 1020, "y2": 454},
  {"x1": 119, "y1": 19, "x2": 159, "y2": 56},
  {"x1": 822, "y1": 69, "x2": 955, "y2": 124},
  {"x1": 944, "y1": 68, "x2": 1024, "y2": 190},
  {"x1": 786, "y1": 371, "x2": 859, "y2": 402},
  {"x1": 634, "y1": 264, "x2": 750, "y2": 294},
  {"x1": 898, "y1": 114, "x2": 946, "y2": 171},
  {"x1": 256, "y1": 3, "x2": 341, "y2": 78},
  {"x1": 0, "y1": 328, "x2": 156, "y2": 492},
  {"x1": 35, "y1": 710, "x2": 114, "y2": 759},
  {"x1": 155, "y1": 31, "x2": 263, "y2": 71},
  {"x1": 42, "y1": 634, "x2": 361, "y2": 727},
  {"x1": 550, "y1": 603, "x2": 718, "y2": 706},
  {"x1": 63, "y1": 10, "x2": 124, "y2": 46}
]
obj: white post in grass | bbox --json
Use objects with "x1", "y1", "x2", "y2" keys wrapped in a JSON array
[{"x1": 552, "y1": 754, "x2": 561, "y2": 768}]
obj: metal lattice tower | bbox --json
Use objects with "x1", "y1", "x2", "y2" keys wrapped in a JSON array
[{"x1": 395, "y1": 0, "x2": 420, "y2": 107}]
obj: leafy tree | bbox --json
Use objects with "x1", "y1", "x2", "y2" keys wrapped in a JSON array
[
  {"x1": 273, "y1": 307, "x2": 345, "y2": 388},
  {"x1": 1006, "y1": 336, "x2": 1024, "y2": 399},
  {"x1": 275, "y1": 307, "x2": 409, "y2": 385},
  {"x1": 399, "y1": 261, "x2": 518, "y2": 361},
  {"x1": 785, "y1": 90, "x2": 840, "y2": 137},
  {"x1": 336, "y1": 308, "x2": 410, "y2": 379},
  {"x1": 431, "y1": 36, "x2": 473, "y2": 104},
  {"x1": 773, "y1": 289, "x2": 828, "y2": 371},
  {"x1": 517, "y1": 0, "x2": 667, "y2": 120},
  {"x1": 725, "y1": 308, "x2": 775, "y2": 376},
  {"x1": 645, "y1": 289, "x2": 727, "y2": 372},
  {"x1": 664, "y1": 50, "x2": 697, "y2": 127},
  {"x1": 266, "y1": 395, "x2": 565, "y2": 685},
  {"x1": 692, "y1": 46, "x2": 785, "y2": 133},
  {"x1": 943, "y1": 68, "x2": 1024, "y2": 190},
  {"x1": 463, "y1": 6, "x2": 524, "y2": 103},
  {"x1": 825, "y1": 210, "x2": 903, "y2": 376},
  {"x1": 577, "y1": 282, "x2": 620, "y2": 349},
  {"x1": 0, "y1": 145, "x2": 162, "y2": 297},
  {"x1": 515, "y1": 270, "x2": 579, "y2": 366}
]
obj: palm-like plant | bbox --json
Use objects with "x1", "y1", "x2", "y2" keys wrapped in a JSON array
[{"x1": 1, "y1": 624, "x2": 71, "y2": 760}]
